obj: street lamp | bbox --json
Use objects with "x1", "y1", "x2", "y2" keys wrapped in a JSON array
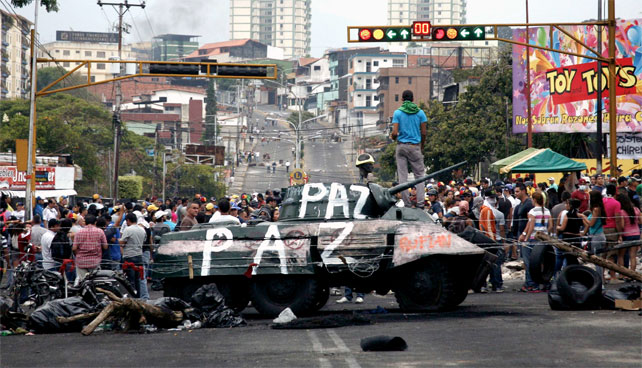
[{"x1": 269, "y1": 114, "x2": 327, "y2": 170}]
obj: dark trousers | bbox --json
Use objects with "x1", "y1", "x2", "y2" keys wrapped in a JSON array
[{"x1": 123, "y1": 255, "x2": 143, "y2": 297}]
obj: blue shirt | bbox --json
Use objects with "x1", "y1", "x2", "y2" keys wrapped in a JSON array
[{"x1": 392, "y1": 109, "x2": 427, "y2": 144}]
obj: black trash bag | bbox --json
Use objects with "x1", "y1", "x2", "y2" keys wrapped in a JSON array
[
  {"x1": 617, "y1": 285, "x2": 641, "y2": 300},
  {"x1": 150, "y1": 297, "x2": 200, "y2": 324},
  {"x1": 203, "y1": 304, "x2": 247, "y2": 328},
  {"x1": 360, "y1": 335, "x2": 408, "y2": 351},
  {"x1": 190, "y1": 284, "x2": 225, "y2": 312},
  {"x1": 28, "y1": 297, "x2": 94, "y2": 333},
  {"x1": 548, "y1": 282, "x2": 572, "y2": 311},
  {"x1": 601, "y1": 290, "x2": 630, "y2": 310}
]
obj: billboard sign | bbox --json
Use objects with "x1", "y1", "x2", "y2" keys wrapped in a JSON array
[
  {"x1": 0, "y1": 166, "x2": 56, "y2": 190},
  {"x1": 512, "y1": 18, "x2": 642, "y2": 134},
  {"x1": 56, "y1": 31, "x2": 119, "y2": 43}
]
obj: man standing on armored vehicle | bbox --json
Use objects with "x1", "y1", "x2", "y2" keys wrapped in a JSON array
[{"x1": 390, "y1": 90, "x2": 427, "y2": 209}]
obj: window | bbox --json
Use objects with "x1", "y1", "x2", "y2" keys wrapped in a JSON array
[
  {"x1": 313, "y1": 65, "x2": 320, "y2": 71},
  {"x1": 373, "y1": 61, "x2": 378, "y2": 66},
  {"x1": 85, "y1": 51, "x2": 91, "y2": 56},
  {"x1": 438, "y1": 11, "x2": 442, "y2": 15},
  {"x1": 97, "y1": 63, "x2": 105, "y2": 70},
  {"x1": 63, "y1": 50, "x2": 70, "y2": 56},
  {"x1": 97, "y1": 51, "x2": 106, "y2": 58},
  {"x1": 76, "y1": 50, "x2": 80, "y2": 54},
  {"x1": 395, "y1": 94, "x2": 399, "y2": 102},
  {"x1": 90, "y1": 76, "x2": 95, "y2": 82},
  {"x1": 55, "y1": 49, "x2": 60, "y2": 53},
  {"x1": 408, "y1": 77, "x2": 412, "y2": 85},
  {"x1": 395, "y1": 77, "x2": 399, "y2": 84},
  {"x1": 62, "y1": 62, "x2": 70, "y2": 67},
  {"x1": 393, "y1": 59, "x2": 404, "y2": 67},
  {"x1": 373, "y1": 95, "x2": 378, "y2": 101}
]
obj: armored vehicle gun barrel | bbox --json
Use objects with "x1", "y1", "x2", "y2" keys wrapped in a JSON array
[{"x1": 387, "y1": 161, "x2": 468, "y2": 196}]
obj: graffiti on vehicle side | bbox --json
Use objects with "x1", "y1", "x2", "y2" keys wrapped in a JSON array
[
  {"x1": 298, "y1": 183, "x2": 370, "y2": 219},
  {"x1": 398, "y1": 234, "x2": 452, "y2": 253}
]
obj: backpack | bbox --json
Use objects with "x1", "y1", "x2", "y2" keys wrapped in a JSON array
[{"x1": 448, "y1": 215, "x2": 468, "y2": 234}]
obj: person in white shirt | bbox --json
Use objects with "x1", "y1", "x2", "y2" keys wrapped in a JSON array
[
  {"x1": 42, "y1": 199, "x2": 59, "y2": 228},
  {"x1": 208, "y1": 199, "x2": 240, "y2": 225},
  {"x1": 40, "y1": 219, "x2": 60, "y2": 271},
  {"x1": 12, "y1": 202, "x2": 25, "y2": 222}
]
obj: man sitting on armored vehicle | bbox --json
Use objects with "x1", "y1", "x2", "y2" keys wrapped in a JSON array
[{"x1": 254, "y1": 197, "x2": 277, "y2": 222}]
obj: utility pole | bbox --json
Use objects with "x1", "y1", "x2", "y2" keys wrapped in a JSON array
[
  {"x1": 98, "y1": 1, "x2": 146, "y2": 201},
  {"x1": 25, "y1": 2, "x2": 38, "y2": 222},
  {"x1": 595, "y1": 0, "x2": 603, "y2": 175}
]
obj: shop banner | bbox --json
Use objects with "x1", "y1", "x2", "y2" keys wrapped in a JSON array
[
  {"x1": 512, "y1": 18, "x2": 642, "y2": 134},
  {"x1": 0, "y1": 166, "x2": 56, "y2": 190},
  {"x1": 605, "y1": 133, "x2": 642, "y2": 159}
]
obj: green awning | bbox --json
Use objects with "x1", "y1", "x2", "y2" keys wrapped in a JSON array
[{"x1": 490, "y1": 148, "x2": 587, "y2": 174}]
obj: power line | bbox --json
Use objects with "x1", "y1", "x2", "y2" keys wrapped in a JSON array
[
  {"x1": 128, "y1": 11, "x2": 143, "y2": 43},
  {"x1": 142, "y1": 8, "x2": 155, "y2": 38}
]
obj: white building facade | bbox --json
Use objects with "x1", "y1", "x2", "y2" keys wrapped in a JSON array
[
  {"x1": 229, "y1": 0, "x2": 311, "y2": 59},
  {"x1": 1, "y1": 10, "x2": 33, "y2": 100}
]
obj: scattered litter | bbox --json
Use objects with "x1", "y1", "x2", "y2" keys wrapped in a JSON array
[
  {"x1": 360, "y1": 335, "x2": 408, "y2": 351},
  {"x1": 191, "y1": 284, "x2": 247, "y2": 328},
  {"x1": 364, "y1": 306, "x2": 388, "y2": 314},
  {"x1": 272, "y1": 313, "x2": 371, "y2": 329},
  {"x1": 273, "y1": 308, "x2": 297, "y2": 324},
  {"x1": 29, "y1": 297, "x2": 95, "y2": 334}
]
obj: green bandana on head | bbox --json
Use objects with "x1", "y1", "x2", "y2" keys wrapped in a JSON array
[{"x1": 399, "y1": 101, "x2": 420, "y2": 114}]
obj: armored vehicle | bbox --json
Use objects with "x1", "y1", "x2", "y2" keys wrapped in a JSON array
[{"x1": 154, "y1": 163, "x2": 489, "y2": 317}]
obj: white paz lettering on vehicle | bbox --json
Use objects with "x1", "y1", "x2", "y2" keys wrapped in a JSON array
[{"x1": 298, "y1": 183, "x2": 370, "y2": 219}]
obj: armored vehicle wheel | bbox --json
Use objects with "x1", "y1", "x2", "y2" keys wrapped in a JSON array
[
  {"x1": 217, "y1": 280, "x2": 251, "y2": 312},
  {"x1": 312, "y1": 283, "x2": 330, "y2": 311},
  {"x1": 393, "y1": 257, "x2": 458, "y2": 312},
  {"x1": 250, "y1": 276, "x2": 320, "y2": 317}
]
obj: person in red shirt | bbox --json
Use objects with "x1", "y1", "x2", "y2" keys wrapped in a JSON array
[
  {"x1": 571, "y1": 178, "x2": 589, "y2": 213},
  {"x1": 602, "y1": 184, "x2": 623, "y2": 281},
  {"x1": 72, "y1": 214, "x2": 108, "y2": 283}
]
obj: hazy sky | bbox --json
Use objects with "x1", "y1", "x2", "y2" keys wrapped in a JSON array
[{"x1": 9, "y1": 0, "x2": 642, "y2": 57}]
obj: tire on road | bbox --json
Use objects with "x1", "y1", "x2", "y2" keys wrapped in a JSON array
[
  {"x1": 250, "y1": 275, "x2": 320, "y2": 317},
  {"x1": 528, "y1": 242, "x2": 556, "y2": 285},
  {"x1": 556, "y1": 265, "x2": 602, "y2": 308},
  {"x1": 393, "y1": 257, "x2": 458, "y2": 312}
]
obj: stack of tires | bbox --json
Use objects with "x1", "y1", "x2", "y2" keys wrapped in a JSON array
[{"x1": 529, "y1": 243, "x2": 602, "y2": 310}]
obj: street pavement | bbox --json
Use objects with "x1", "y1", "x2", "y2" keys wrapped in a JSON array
[
  {"x1": 239, "y1": 105, "x2": 356, "y2": 193},
  {"x1": 2, "y1": 280, "x2": 640, "y2": 367}
]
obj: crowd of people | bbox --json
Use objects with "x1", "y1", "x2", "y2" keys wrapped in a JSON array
[
  {"x1": 0, "y1": 190, "x2": 284, "y2": 300},
  {"x1": 397, "y1": 171, "x2": 642, "y2": 293}
]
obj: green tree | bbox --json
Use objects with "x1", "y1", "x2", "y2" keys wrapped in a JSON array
[
  {"x1": 10, "y1": 0, "x2": 59, "y2": 11},
  {"x1": 202, "y1": 79, "x2": 218, "y2": 145},
  {"x1": 0, "y1": 94, "x2": 154, "y2": 195},
  {"x1": 287, "y1": 111, "x2": 315, "y2": 127},
  {"x1": 37, "y1": 66, "x2": 98, "y2": 102},
  {"x1": 166, "y1": 164, "x2": 225, "y2": 199}
]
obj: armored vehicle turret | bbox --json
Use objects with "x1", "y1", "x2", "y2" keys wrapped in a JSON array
[{"x1": 154, "y1": 162, "x2": 489, "y2": 317}]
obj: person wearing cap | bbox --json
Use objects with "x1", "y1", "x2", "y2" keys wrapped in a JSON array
[
  {"x1": 617, "y1": 176, "x2": 628, "y2": 194},
  {"x1": 571, "y1": 178, "x2": 589, "y2": 213},
  {"x1": 230, "y1": 203, "x2": 241, "y2": 219},
  {"x1": 625, "y1": 177, "x2": 641, "y2": 208},
  {"x1": 547, "y1": 177, "x2": 558, "y2": 191},
  {"x1": 426, "y1": 189, "x2": 443, "y2": 220},
  {"x1": 209, "y1": 199, "x2": 240, "y2": 225},
  {"x1": 33, "y1": 196, "x2": 45, "y2": 221},
  {"x1": 12, "y1": 202, "x2": 25, "y2": 223},
  {"x1": 152, "y1": 210, "x2": 171, "y2": 240},
  {"x1": 389, "y1": 90, "x2": 427, "y2": 209},
  {"x1": 204, "y1": 203, "x2": 216, "y2": 222},
  {"x1": 147, "y1": 204, "x2": 159, "y2": 213},
  {"x1": 92, "y1": 194, "x2": 102, "y2": 204}
]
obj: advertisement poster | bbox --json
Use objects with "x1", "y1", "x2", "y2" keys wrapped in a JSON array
[
  {"x1": 512, "y1": 19, "x2": 642, "y2": 134},
  {"x1": 0, "y1": 166, "x2": 56, "y2": 190}
]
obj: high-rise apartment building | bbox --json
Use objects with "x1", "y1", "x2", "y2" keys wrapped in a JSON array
[
  {"x1": 1, "y1": 10, "x2": 33, "y2": 100},
  {"x1": 229, "y1": 0, "x2": 311, "y2": 59},
  {"x1": 388, "y1": 0, "x2": 466, "y2": 26},
  {"x1": 152, "y1": 34, "x2": 199, "y2": 61}
]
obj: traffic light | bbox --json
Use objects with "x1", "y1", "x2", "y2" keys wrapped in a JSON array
[
  {"x1": 412, "y1": 21, "x2": 431, "y2": 37},
  {"x1": 149, "y1": 63, "x2": 199, "y2": 75},
  {"x1": 431, "y1": 26, "x2": 485, "y2": 41},
  {"x1": 357, "y1": 27, "x2": 412, "y2": 42},
  {"x1": 217, "y1": 65, "x2": 268, "y2": 77}
]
